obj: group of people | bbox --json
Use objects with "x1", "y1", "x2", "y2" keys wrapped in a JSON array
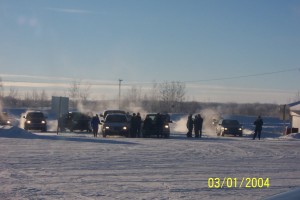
[
  {"x1": 91, "y1": 112, "x2": 264, "y2": 139},
  {"x1": 90, "y1": 112, "x2": 167, "y2": 138},
  {"x1": 130, "y1": 112, "x2": 167, "y2": 138},
  {"x1": 90, "y1": 112, "x2": 144, "y2": 138},
  {"x1": 143, "y1": 113, "x2": 165, "y2": 138},
  {"x1": 129, "y1": 113, "x2": 142, "y2": 138},
  {"x1": 186, "y1": 114, "x2": 264, "y2": 139},
  {"x1": 186, "y1": 114, "x2": 204, "y2": 138}
]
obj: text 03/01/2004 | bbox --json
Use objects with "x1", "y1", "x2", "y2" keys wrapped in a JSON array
[{"x1": 207, "y1": 177, "x2": 270, "y2": 189}]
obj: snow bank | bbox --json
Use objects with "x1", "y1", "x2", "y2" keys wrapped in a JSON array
[
  {"x1": 279, "y1": 133, "x2": 300, "y2": 140},
  {"x1": 0, "y1": 125, "x2": 38, "y2": 139}
]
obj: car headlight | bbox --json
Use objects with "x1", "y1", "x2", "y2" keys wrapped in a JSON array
[
  {"x1": 123, "y1": 126, "x2": 127, "y2": 130},
  {"x1": 239, "y1": 128, "x2": 242, "y2": 131},
  {"x1": 105, "y1": 126, "x2": 110, "y2": 129},
  {"x1": 41, "y1": 120, "x2": 46, "y2": 124},
  {"x1": 7, "y1": 120, "x2": 11, "y2": 124},
  {"x1": 164, "y1": 125, "x2": 169, "y2": 129},
  {"x1": 26, "y1": 120, "x2": 31, "y2": 124}
]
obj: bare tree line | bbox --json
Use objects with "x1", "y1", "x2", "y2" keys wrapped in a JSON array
[{"x1": 0, "y1": 77, "x2": 287, "y2": 117}]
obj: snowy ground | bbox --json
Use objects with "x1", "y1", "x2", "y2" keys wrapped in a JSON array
[{"x1": 1, "y1": 123, "x2": 300, "y2": 200}]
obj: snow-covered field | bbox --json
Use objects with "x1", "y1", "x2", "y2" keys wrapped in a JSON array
[{"x1": 1, "y1": 120, "x2": 300, "y2": 200}]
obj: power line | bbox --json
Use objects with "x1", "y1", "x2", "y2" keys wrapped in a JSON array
[
  {"x1": 183, "y1": 67, "x2": 300, "y2": 83},
  {"x1": 2, "y1": 67, "x2": 299, "y2": 87},
  {"x1": 121, "y1": 67, "x2": 300, "y2": 86}
]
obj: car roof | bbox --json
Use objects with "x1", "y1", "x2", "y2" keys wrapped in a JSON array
[
  {"x1": 106, "y1": 113, "x2": 127, "y2": 116},
  {"x1": 219, "y1": 119, "x2": 240, "y2": 124},
  {"x1": 26, "y1": 111, "x2": 44, "y2": 114},
  {"x1": 146, "y1": 113, "x2": 169, "y2": 116}
]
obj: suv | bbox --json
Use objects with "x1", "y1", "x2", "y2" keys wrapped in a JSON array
[
  {"x1": 0, "y1": 112, "x2": 11, "y2": 125},
  {"x1": 101, "y1": 113, "x2": 129, "y2": 137},
  {"x1": 58, "y1": 112, "x2": 92, "y2": 132},
  {"x1": 23, "y1": 111, "x2": 47, "y2": 132},
  {"x1": 216, "y1": 119, "x2": 243, "y2": 137},
  {"x1": 142, "y1": 113, "x2": 172, "y2": 138}
]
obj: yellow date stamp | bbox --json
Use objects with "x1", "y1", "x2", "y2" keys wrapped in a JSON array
[{"x1": 207, "y1": 177, "x2": 270, "y2": 189}]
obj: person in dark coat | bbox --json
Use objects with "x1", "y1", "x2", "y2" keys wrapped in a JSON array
[
  {"x1": 155, "y1": 113, "x2": 164, "y2": 138},
  {"x1": 194, "y1": 115, "x2": 200, "y2": 138},
  {"x1": 253, "y1": 115, "x2": 263, "y2": 140},
  {"x1": 198, "y1": 114, "x2": 203, "y2": 138},
  {"x1": 142, "y1": 115, "x2": 153, "y2": 138},
  {"x1": 186, "y1": 114, "x2": 193, "y2": 137},
  {"x1": 136, "y1": 113, "x2": 142, "y2": 138},
  {"x1": 91, "y1": 114, "x2": 100, "y2": 137},
  {"x1": 130, "y1": 113, "x2": 137, "y2": 138},
  {"x1": 194, "y1": 114, "x2": 203, "y2": 138}
]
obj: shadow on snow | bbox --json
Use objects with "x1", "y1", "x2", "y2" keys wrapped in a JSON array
[{"x1": 0, "y1": 126, "x2": 138, "y2": 145}]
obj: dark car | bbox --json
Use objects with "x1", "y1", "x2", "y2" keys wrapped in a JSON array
[
  {"x1": 23, "y1": 111, "x2": 47, "y2": 132},
  {"x1": 216, "y1": 119, "x2": 243, "y2": 137},
  {"x1": 58, "y1": 112, "x2": 92, "y2": 132},
  {"x1": 0, "y1": 112, "x2": 12, "y2": 125},
  {"x1": 101, "y1": 113, "x2": 129, "y2": 137},
  {"x1": 142, "y1": 113, "x2": 172, "y2": 138}
]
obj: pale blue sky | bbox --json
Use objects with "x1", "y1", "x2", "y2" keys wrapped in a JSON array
[{"x1": 0, "y1": 0, "x2": 300, "y2": 103}]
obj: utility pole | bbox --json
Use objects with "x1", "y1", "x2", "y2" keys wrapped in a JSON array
[
  {"x1": 118, "y1": 79, "x2": 123, "y2": 109},
  {"x1": 283, "y1": 104, "x2": 286, "y2": 135}
]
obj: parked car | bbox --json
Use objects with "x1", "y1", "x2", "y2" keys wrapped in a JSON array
[
  {"x1": 23, "y1": 111, "x2": 47, "y2": 132},
  {"x1": 142, "y1": 113, "x2": 172, "y2": 138},
  {"x1": 0, "y1": 112, "x2": 11, "y2": 125},
  {"x1": 216, "y1": 119, "x2": 243, "y2": 137},
  {"x1": 58, "y1": 112, "x2": 92, "y2": 132},
  {"x1": 101, "y1": 113, "x2": 129, "y2": 137}
]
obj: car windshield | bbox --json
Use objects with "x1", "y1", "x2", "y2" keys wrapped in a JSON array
[
  {"x1": 105, "y1": 115, "x2": 127, "y2": 123},
  {"x1": 71, "y1": 112, "x2": 89, "y2": 120},
  {"x1": 104, "y1": 110, "x2": 126, "y2": 118},
  {"x1": 27, "y1": 112, "x2": 44, "y2": 118},
  {"x1": 222, "y1": 120, "x2": 240, "y2": 126},
  {"x1": 147, "y1": 114, "x2": 170, "y2": 122}
]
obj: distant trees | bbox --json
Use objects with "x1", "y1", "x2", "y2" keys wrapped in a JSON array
[
  {"x1": 3, "y1": 87, "x2": 19, "y2": 107},
  {"x1": 158, "y1": 81, "x2": 186, "y2": 112},
  {"x1": 67, "y1": 80, "x2": 91, "y2": 108},
  {"x1": 0, "y1": 76, "x2": 285, "y2": 118}
]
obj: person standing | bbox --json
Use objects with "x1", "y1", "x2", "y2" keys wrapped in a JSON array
[
  {"x1": 198, "y1": 114, "x2": 203, "y2": 138},
  {"x1": 130, "y1": 113, "x2": 137, "y2": 138},
  {"x1": 253, "y1": 115, "x2": 263, "y2": 140},
  {"x1": 155, "y1": 113, "x2": 164, "y2": 138},
  {"x1": 194, "y1": 115, "x2": 200, "y2": 138},
  {"x1": 186, "y1": 114, "x2": 194, "y2": 138},
  {"x1": 142, "y1": 115, "x2": 153, "y2": 138},
  {"x1": 136, "y1": 113, "x2": 142, "y2": 138},
  {"x1": 91, "y1": 114, "x2": 100, "y2": 137}
]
